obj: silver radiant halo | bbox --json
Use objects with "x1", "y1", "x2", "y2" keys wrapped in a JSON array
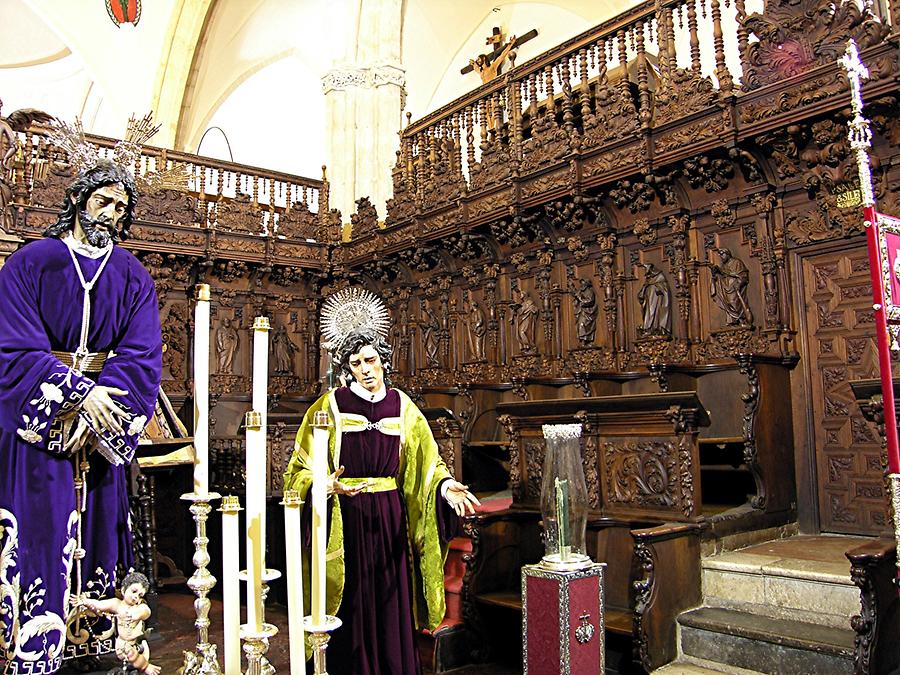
[{"x1": 320, "y1": 287, "x2": 391, "y2": 350}]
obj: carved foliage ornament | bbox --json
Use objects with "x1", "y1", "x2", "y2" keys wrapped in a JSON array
[
  {"x1": 604, "y1": 440, "x2": 677, "y2": 509},
  {"x1": 742, "y1": 0, "x2": 889, "y2": 91}
]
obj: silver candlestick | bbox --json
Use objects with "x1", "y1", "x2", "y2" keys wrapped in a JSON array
[
  {"x1": 238, "y1": 567, "x2": 282, "y2": 675},
  {"x1": 303, "y1": 615, "x2": 342, "y2": 675},
  {"x1": 241, "y1": 623, "x2": 278, "y2": 675},
  {"x1": 181, "y1": 491, "x2": 223, "y2": 675}
]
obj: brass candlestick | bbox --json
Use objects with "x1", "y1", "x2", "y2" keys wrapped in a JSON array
[{"x1": 180, "y1": 491, "x2": 223, "y2": 675}]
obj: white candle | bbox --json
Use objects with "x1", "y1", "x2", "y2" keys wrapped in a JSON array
[
  {"x1": 310, "y1": 410, "x2": 330, "y2": 625},
  {"x1": 251, "y1": 316, "x2": 270, "y2": 569},
  {"x1": 192, "y1": 284, "x2": 210, "y2": 496},
  {"x1": 220, "y1": 495, "x2": 242, "y2": 675},
  {"x1": 245, "y1": 410, "x2": 265, "y2": 632},
  {"x1": 282, "y1": 490, "x2": 305, "y2": 675}
]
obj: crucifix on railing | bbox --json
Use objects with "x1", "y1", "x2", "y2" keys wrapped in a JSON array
[{"x1": 461, "y1": 26, "x2": 538, "y2": 83}]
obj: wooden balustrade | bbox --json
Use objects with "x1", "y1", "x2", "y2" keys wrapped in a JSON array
[
  {"x1": 5, "y1": 124, "x2": 327, "y2": 239},
  {"x1": 381, "y1": 0, "x2": 896, "y2": 221}
]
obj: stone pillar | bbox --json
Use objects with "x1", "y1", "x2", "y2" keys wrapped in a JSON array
[{"x1": 321, "y1": 0, "x2": 405, "y2": 225}]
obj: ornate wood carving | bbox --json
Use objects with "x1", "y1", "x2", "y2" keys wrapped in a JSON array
[
  {"x1": 801, "y1": 246, "x2": 890, "y2": 533},
  {"x1": 604, "y1": 439, "x2": 677, "y2": 509},
  {"x1": 742, "y1": 0, "x2": 889, "y2": 91}
]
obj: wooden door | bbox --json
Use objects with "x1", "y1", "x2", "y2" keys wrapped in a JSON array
[{"x1": 800, "y1": 244, "x2": 893, "y2": 534}]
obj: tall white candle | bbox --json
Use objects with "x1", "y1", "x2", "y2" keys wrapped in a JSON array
[
  {"x1": 282, "y1": 490, "x2": 305, "y2": 675},
  {"x1": 251, "y1": 317, "x2": 270, "y2": 569},
  {"x1": 192, "y1": 284, "x2": 210, "y2": 496},
  {"x1": 310, "y1": 410, "x2": 330, "y2": 625},
  {"x1": 245, "y1": 410, "x2": 265, "y2": 632},
  {"x1": 220, "y1": 495, "x2": 242, "y2": 675}
]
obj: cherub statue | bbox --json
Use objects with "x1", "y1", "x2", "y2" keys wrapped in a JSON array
[{"x1": 77, "y1": 572, "x2": 161, "y2": 675}]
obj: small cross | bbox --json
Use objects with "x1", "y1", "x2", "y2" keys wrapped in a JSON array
[{"x1": 839, "y1": 39, "x2": 870, "y2": 115}]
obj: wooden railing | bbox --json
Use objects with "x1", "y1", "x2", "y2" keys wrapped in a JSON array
[
  {"x1": 391, "y1": 0, "x2": 895, "y2": 202},
  {"x1": 5, "y1": 125, "x2": 328, "y2": 238}
]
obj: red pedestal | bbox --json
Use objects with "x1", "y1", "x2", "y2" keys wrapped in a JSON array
[{"x1": 522, "y1": 562, "x2": 605, "y2": 674}]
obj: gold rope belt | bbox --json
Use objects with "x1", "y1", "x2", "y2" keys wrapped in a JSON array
[
  {"x1": 341, "y1": 477, "x2": 398, "y2": 493},
  {"x1": 52, "y1": 350, "x2": 110, "y2": 372}
]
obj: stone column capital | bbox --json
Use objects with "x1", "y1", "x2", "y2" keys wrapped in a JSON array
[{"x1": 322, "y1": 61, "x2": 406, "y2": 94}]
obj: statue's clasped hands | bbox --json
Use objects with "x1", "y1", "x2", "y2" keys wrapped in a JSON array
[{"x1": 66, "y1": 386, "x2": 129, "y2": 453}]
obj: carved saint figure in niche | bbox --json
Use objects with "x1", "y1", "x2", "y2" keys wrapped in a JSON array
[
  {"x1": 421, "y1": 302, "x2": 441, "y2": 368},
  {"x1": 638, "y1": 263, "x2": 672, "y2": 335},
  {"x1": 465, "y1": 295, "x2": 487, "y2": 361},
  {"x1": 571, "y1": 277, "x2": 598, "y2": 345},
  {"x1": 513, "y1": 283, "x2": 538, "y2": 354},
  {"x1": 710, "y1": 247, "x2": 753, "y2": 325},
  {"x1": 272, "y1": 324, "x2": 298, "y2": 374},
  {"x1": 215, "y1": 317, "x2": 239, "y2": 373}
]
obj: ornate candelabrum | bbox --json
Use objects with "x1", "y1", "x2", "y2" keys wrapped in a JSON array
[{"x1": 180, "y1": 490, "x2": 223, "y2": 675}]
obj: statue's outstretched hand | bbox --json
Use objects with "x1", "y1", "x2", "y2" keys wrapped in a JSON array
[
  {"x1": 443, "y1": 480, "x2": 481, "y2": 517},
  {"x1": 327, "y1": 465, "x2": 371, "y2": 497}
]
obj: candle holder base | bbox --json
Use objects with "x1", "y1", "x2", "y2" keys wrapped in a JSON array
[
  {"x1": 181, "y1": 641, "x2": 221, "y2": 675},
  {"x1": 302, "y1": 615, "x2": 341, "y2": 675},
  {"x1": 540, "y1": 552, "x2": 593, "y2": 572},
  {"x1": 240, "y1": 623, "x2": 278, "y2": 675}
]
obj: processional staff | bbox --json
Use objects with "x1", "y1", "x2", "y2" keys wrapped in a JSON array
[{"x1": 840, "y1": 39, "x2": 900, "y2": 596}]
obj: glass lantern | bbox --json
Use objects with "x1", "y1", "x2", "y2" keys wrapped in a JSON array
[{"x1": 539, "y1": 423, "x2": 591, "y2": 570}]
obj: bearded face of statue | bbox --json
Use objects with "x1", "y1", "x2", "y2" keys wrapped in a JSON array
[{"x1": 74, "y1": 182, "x2": 129, "y2": 248}]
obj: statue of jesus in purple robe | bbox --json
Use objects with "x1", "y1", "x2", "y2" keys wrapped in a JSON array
[{"x1": 0, "y1": 161, "x2": 162, "y2": 674}]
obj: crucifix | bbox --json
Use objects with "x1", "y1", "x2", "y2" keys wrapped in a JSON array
[{"x1": 461, "y1": 26, "x2": 538, "y2": 84}]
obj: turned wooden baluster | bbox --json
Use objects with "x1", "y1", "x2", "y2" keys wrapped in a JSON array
[
  {"x1": 710, "y1": 0, "x2": 734, "y2": 93},
  {"x1": 578, "y1": 48, "x2": 591, "y2": 123},
  {"x1": 733, "y1": 0, "x2": 750, "y2": 87},
  {"x1": 616, "y1": 29, "x2": 630, "y2": 102},
  {"x1": 654, "y1": 1, "x2": 669, "y2": 81},
  {"x1": 527, "y1": 72, "x2": 539, "y2": 119},
  {"x1": 453, "y1": 114, "x2": 464, "y2": 178},
  {"x1": 507, "y1": 80, "x2": 521, "y2": 160},
  {"x1": 464, "y1": 104, "x2": 475, "y2": 175},
  {"x1": 492, "y1": 90, "x2": 502, "y2": 140},
  {"x1": 686, "y1": 0, "x2": 702, "y2": 73},
  {"x1": 665, "y1": 4, "x2": 678, "y2": 76},
  {"x1": 561, "y1": 56, "x2": 575, "y2": 135},
  {"x1": 635, "y1": 21, "x2": 652, "y2": 127},
  {"x1": 19, "y1": 130, "x2": 34, "y2": 203}
]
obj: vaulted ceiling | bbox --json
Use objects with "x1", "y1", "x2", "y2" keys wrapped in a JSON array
[{"x1": 0, "y1": 0, "x2": 634, "y2": 178}]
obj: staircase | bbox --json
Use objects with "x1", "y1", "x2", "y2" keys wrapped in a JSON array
[{"x1": 656, "y1": 535, "x2": 867, "y2": 674}]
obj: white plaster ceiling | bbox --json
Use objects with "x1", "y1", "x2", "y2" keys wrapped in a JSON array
[{"x1": 0, "y1": 0, "x2": 637, "y2": 178}]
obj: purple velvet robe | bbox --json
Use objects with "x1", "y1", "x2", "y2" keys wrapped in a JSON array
[
  {"x1": 327, "y1": 387, "x2": 456, "y2": 675},
  {"x1": 0, "y1": 238, "x2": 162, "y2": 674}
]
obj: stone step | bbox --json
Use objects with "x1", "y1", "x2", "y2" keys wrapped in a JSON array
[
  {"x1": 678, "y1": 606, "x2": 854, "y2": 675},
  {"x1": 702, "y1": 549, "x2": 858, "y2": 629},
  {"x1": 653, "y1": 658, "x2": 765, "y2": 674}
]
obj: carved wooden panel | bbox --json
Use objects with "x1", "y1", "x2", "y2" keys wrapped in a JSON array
[{"x1": 801, "y1": 245, "x2": 893, "y2": 534}]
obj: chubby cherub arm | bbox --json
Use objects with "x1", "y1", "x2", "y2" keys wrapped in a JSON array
[{"x1": 77, "y1": 596, "x2": 122, "y2": 615}]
